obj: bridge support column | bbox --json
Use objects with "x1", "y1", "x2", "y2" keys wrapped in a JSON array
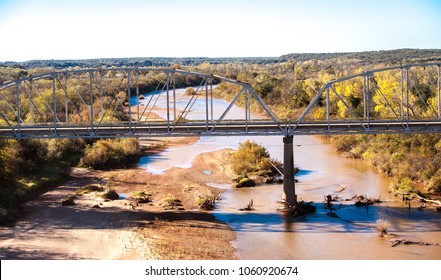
[{"x1": 282, "y1": 135, "x2": 297, "y2": 205}]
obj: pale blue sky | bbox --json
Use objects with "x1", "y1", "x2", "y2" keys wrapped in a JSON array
[{"x1": 0, "y1": 0, "x2": 440, "y2": 61}]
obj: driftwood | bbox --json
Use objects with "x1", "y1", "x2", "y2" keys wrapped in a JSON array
[
  {"x1": 278, "y1": 201, "x2": 316, "y2": 217},
  {"x1": 354, "y1": 195, "x2": 381, "y2": 206},
  {"x1": 239, "y1": 200, "x2": 254, "y2": 211},
  {"x1": 377, "y1": 222, "x2": 441, "y2": 248},
  {"x1": 414, "y1": 193, "x2": 441, "y2": 206},
  {"x1": 239, "y1": 199, "x2": 254, "y2": 211},
  {"x1": 383, "y1": 233, "x2": 441, "y2": 247}
]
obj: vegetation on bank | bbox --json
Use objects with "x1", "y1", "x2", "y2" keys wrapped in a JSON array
[
  {"x1": 81, "y1": 138, "x2": 141, "y2": 169},
  {"x1": 330, "y1": 134, "x2": 441, "y2": 196},
  {"x1": 0, "y1": 137, "x2": 142, "y2": 224},
  {"x1": 0, "y1": 138, "x2": 85, "y2": 224}
]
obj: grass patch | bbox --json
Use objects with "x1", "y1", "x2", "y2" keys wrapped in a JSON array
[
  {"x1": 132, "y1": 191, "x2": 151, "y2": 197},
  {"x1": 195, "y1": 196, "x2": 215, "y2": 210},
  {"x1": 130, "y1": 191, "x2": 152, "y2": 203},
  {"x1": 163, "y1": 196, "x2": 182, "y2": 206},
  {"x1": 76, "y1": 184, "x2": 104, "y2": 196}
]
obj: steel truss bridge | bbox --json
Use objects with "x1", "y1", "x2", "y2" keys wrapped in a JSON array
[
  {"x1": 1, "y1": 62, "x2": 440, "y2": 205},
  {"x1": 0, "y1": 63, "x2": 440, "y2": 139}
]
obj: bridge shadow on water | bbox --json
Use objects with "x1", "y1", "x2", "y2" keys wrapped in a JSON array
[
  {"x1": 12, "y1": 204, "x2": 233, "y2": 231},
  {"x1": 5, "y1": 200, "x2": 440, "y2": 236},
  {"x1": 213, "y1": 203, "x2": 441, "y2": 234},
  {"x1": 2, "y1": 200, "x2": 440, "y2": 259},
  {"x1": 296, "y1": 169, "x2": 314, "y2": 177},
  {"x1": 13, "y1": 202, "x2": 440, "y2": 235}
]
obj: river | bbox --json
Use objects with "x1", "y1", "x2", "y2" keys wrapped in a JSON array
[{"x1": 135, "y1": 87, "x2": 441, "y2": 259}]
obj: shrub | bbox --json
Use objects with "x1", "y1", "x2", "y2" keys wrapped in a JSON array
[
  {"x1": 428, "y1": 170, "x2": 441, "y2": 194},
  {"x1": 131, "y1": 191, "x2": 151, "y2": 203},
  {"x1": 76, "y1": 184, "x2": 104, "y2": 195},
  {"x1": 196, "y1": 196, "x2": 215, "y2": 210},
  {"x1": 162, "y1": 196, "x2": 182, "y2": 206},
  {"x1": 185, "y1": 87, "x2": 196, "y2": 95},
  {"x1": 7, "y1": 139, "x2": 48, "y2": 174},
  {"x1": 236, "y1": 177, "x2": 256, "y2": 188},
  {"x1": 47, "y1": 139, "x2": 85, "y2": 160},
  {"x1": 392, "y1": 177, "x2": 417, "y2": 195},
  {"x1": 331, "y1": 135, "x2": 360, "y2": 152},
  {"x1": 81, "y1": 138, "x2": 140, "y2": 169},
  {"x1": 231, "y1": 140, "x2": 278, "y2": 176},
  {"x1": 102, "y1": 189, "x2": 119, "y2": 200},
  {"x1": 376, "y1": 219, "x2": 390, "y2": 236}
]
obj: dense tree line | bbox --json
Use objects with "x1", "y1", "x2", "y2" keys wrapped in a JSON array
[
  {"x1": 2, "y1": 49, "x2": 439, "y2": 70},
  {"x1": 0, "y1": 57, "x2": 282, "y2": 70},
  {"x1": 281, "y1": 49, "x2": 441, "y2": 65}
]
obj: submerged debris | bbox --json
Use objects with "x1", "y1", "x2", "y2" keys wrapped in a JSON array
[
  {"x1": 278, "y1": 201, "x2": 316, "y2": 217},
  {"x1": 239, "y1": 199, "x2": 254, "y2": 211},
  {"x1": 354, "y1": 195, "x2": 381, "y2": 206},
  {"x1": 326, "y1": 212, "x2": 339, "y2": 218},
  {"x1": 375, "y1": 219, "x2": 441, "y2": 247},
  {"x1": 386, "y1": 233, "x2": 440, "y2": 247}
]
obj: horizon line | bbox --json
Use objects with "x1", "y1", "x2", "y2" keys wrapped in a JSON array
[{"x1": 2, "y1": 48, "x2": 441, "y2": 64}]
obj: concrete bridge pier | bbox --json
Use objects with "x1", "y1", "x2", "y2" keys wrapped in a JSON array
[{"x1": 282, "y1": 135, "x2": 297, "y2": 205}]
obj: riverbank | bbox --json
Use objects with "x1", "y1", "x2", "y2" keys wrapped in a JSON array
[{"x1": 0, "y1": 137, "x2": 237, "y2": 260}]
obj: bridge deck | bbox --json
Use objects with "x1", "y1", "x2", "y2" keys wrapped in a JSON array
[{"x1": 2, "y1": 120, "x2": 441, "y2": 138}]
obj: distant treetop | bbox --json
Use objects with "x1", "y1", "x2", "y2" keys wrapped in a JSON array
[
  {"x1": 280, "y1": 49, "x2": 441, "y2": 64},
  {"x1": 1, "y1": 49, "x2": 440, "y2": 69}
]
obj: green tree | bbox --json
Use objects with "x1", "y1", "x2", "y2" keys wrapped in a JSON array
[{"x1": 231, "y1": 140, "x2": 280, "y2": 177}]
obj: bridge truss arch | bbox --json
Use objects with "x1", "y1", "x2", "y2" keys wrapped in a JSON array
[
  {"x1": 0, "y1": 68, "x2": 282, "y2": 139},
  {"x1": 291, "y1": 62, "x2": 441, "y2": 135}
]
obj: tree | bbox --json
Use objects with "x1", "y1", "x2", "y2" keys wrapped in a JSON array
[
  {"x1": 231, "y1": 140, "x2": 280, "y2": 177},
  {"x1": 185, "y1": 87, "x2": 196, "y2": 95}
]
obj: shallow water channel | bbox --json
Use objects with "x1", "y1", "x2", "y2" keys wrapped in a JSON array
[{"x1": 136, "y1": 87, "x2": 441, "y2": 259}]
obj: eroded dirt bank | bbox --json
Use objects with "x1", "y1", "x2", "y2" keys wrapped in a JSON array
[{"x1": 0, "y1": 138, "x2": 237, "y2": 260}]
